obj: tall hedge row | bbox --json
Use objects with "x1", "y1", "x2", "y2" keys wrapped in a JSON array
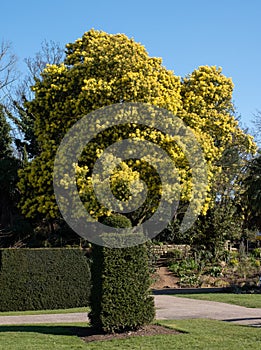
[
  {"x1": 89, "y1": 233, "x2": 155, "y2": 333},
  {"x1": 0, "y1": 248, "x2": 91, "y2": 311}
]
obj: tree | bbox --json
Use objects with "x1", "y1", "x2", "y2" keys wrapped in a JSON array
[
  {"x1": 160, "y1": 142, "x2": 251, "y2": 250},
  {"x1": 180, "y1": 66, "x2": 255, "y2": 182},
  {"x1": 190, "y1": 129, "x2": 255, "y2": 251},
  {"x1": 241, "y1": 151, "x2": 261, "y2": 231},
  {"x1": 0, "y1": 106, "x2": 23, "y2": 240},
  {"x1": 252, "y1": 110, "x2": 261, "y2": 145},
  {"x1": 157, "y1": 66, "x2": 256, "y2": 244},
  {"x1": 18, "y1": 30, "x2": 181, "y2": 222},
  {"x1": 6, "y1": 40, "x2": 64, "y2": 159},
  {"x1": 15, "y1": 29, "x2": 257, "y2": 332},
  {"x1": 0, "y1": 41, "x2": 29, "y2": 247},
  {"x1": 0, "y1": 41, "x2": 17, "y2": 97},
  {"x1": 0, "y1": 40, "x2": 64, "y2": 246},
  {"x1": 17, "y1": 30, "x2": 255, "y2": 236},
  {"x1": 0, "y1": 41, "x2": 17, "y2": 158},
  {"x1": 0, "y1": 105, "x2": 12, "y2": 158},
  {"x1": 19, "y1": 39, "x2": 64, "y2": 100}
]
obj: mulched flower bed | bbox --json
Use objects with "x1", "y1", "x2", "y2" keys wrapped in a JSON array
[{"x1": 72, "y1": 324, "x2": 181, "y2": 343}]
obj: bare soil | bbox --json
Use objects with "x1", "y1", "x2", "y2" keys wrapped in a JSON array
[
  {"x1": 151, "y1": 261, "x2": 260, "y2": 289},
  {"x1": 151, "y1": 266, "x2": 180, "y2": 289}
]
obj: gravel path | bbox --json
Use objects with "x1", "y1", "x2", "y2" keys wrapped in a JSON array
[{"x1": 0, "y1": 295, "x2": 260, "y2": 326}]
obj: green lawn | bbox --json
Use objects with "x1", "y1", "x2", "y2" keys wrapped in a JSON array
[
  {"x1": 0, "y1": 320, "x2": 260, "y2": 350},
  {"x1": 174, "y1": 293, "x2": 261, "y2": 308},
  {"x1": 0, "y1": 307, "x2": 89, "y2": 317}
]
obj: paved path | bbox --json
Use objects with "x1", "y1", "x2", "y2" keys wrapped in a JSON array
[
  {"x1": 155, "y1": 295, "x2": 261, "y2": 327},
  {"x1": 0, "y1": 295, "x2": 260, "y2": 327},
  {"x1": 0, "y1": 312, "x2": 87, "y2": 325}
]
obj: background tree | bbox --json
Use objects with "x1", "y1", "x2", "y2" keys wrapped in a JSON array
[
  {"x1": 233, "y1": 112, "x2": 261, "y2": 236},
  {"x1": 240, "y1": 151, "x2": 261, "y2": 231},
  {"x1": 189, "y1": 128, "x2": 255, "y2": 253},
  {"x1": 0, "y1": 104, "x2": 12, "y2": 158},
  {"x1": 6, "y1": 40, "x2": 64, "y2": 159},
  {"x1": 252, "y1": 110, "x2": 261, "y2": 145},
  {"x1": 0, "y1": 106, "x2": 26, "y2": 246},
  {"x1": 0, "y1": 40, "x2": 65, "y2": 246},
  {"x1": 0, "y1": 41, "x2": 17, "y2": 99},
  {"x1": 0, "y1": 41, "x2": 34, "y2": 247}
]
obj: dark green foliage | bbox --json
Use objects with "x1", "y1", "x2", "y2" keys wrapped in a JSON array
[
  {"x1": 89, "y1": 227, "x2": 155, "y2": 333},
  {"x1": 0, "y1": 106, "x2": 25, "y2": 234},
  {"x1": 89, "y1": 241, "x2": 155, "y2": 333},
  {"x1": 0, "y1": 157, "x2": 22, "y2": 231},
  {"x1": 101, "y1": 214, "x2": 132, "y2": 228},
  {"x1": 241, "y1": 152, "x2": 261, "y2": 230},
  {"x1": 11, "y1": 101, "x2": 41, "y2": 159},
  {"x1": 0, "y1": 248, "x2": 91, "y2": 311},
  {"x1": 0, "y1": 105, "x2": 12, "y2": 159}
]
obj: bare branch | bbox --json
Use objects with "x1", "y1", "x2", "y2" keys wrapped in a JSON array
[
  {"x1": 24, "y1": 39, "x2": 64, "y2": 80},
  {"x1": 0, "y1": 41, "x2": 17, "y2": 93},
  {"x1": 252, "y1": 111, "x2": 261, "y2": 145},
  {"x1": 16, "y1": 39, "x2": 64, "y2": 102}
]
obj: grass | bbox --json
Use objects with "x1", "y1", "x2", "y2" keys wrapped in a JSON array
[
  {"x1": 174, "y1": 293, "x2": 261, "y2": 308},
  {"x1": 0, "y1": 307, "x2": 89, "y2": 317},
  {"x1": 0, "y1": 319, "x2": 260, "y2": 350}
]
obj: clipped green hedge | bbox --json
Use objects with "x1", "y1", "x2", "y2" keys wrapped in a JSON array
[
  {"x1": 0, "y1": 248, "x2": 91, "y2": 311},
  {"x1": 89, "y1": 233, "x2": 155, "y2": 333}
]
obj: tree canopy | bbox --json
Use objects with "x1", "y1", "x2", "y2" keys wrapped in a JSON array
[{"x1": 17, "y1": 30, "x2": 256, "y2": 239}]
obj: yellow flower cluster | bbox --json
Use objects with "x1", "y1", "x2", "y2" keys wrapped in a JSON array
[{"x1": 19, "y1": 29, "x2": 256, "y2": 222}]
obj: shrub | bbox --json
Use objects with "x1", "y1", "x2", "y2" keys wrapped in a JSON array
[
  {"x1": 89, "y1": 215, "x2": 155, "y2": 333},
  {"x1": 166, "y1": 248, "x2": 184, "y2": 260},
  {"x1": 179, "y1": 274, "x2": 200, "y2": 287},
  {"x1": 204, "y1": 265, "x2": 223, "y2": 277},
  {"x1": 101, "y1": 214, "x2": 132, "y2": 228},
  {"x1": 169, "y1": 257, "x2": 199, "y2": 277},
  {"x1": 0, "y1": 248, "x2": 91, "y2": 311},
  {"x1": 251, "y1": 248, "x2": 261, "y2": 259},
  {"x1": 229, "y1": 258, "x2": 239, "y2": 266}
]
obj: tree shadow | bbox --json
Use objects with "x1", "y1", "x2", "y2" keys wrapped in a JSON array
[
  {"x1": 0, "y1": 324, "x2": 90, "y2": 337},
  {"x1": 0, "y1": 324, "x2": 182, "y2": 342},
  {"x1": 152, "y1": 287, "x2": 230, "y2": 295},
  {"x1": 223, "y1": 317, "x2": 261, "y2": 327}
]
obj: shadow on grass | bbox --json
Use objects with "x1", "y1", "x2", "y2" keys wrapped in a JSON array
[
  {"x1": 0, "y1": 324, "x2": 184, "y2": 342},
  {"x1": 0, "y1": 325, "x2": 89, "y2": 337},
  {"x1": 0, "y1": 325, "x2": 128, "y2": 338},
  {"x1": 152, "y1": 287, "x2": 231, "y2": 295},
  {"x1": 224, "y1": 317, "x2": 261, "y2": 322},
  {"x1": 223, "y1": 317, "x2": 261, "y2": 327}
]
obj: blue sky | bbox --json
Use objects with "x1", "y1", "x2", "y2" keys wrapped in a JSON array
[{"x1": 1, "y1": 0, "x2": 260, "y2": 129}]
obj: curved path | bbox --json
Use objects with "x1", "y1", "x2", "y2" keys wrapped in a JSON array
[
  {"x1": 0, "y1": 295, "x2": 260, "y2": 327},
  {"x1": 155, "y1": 295, "x2": 261, "y2": 327}
]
